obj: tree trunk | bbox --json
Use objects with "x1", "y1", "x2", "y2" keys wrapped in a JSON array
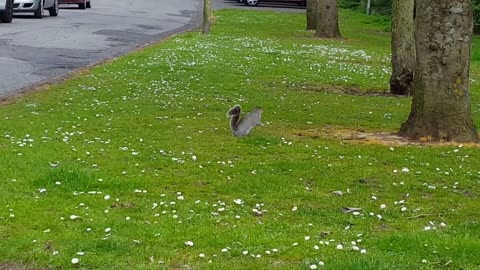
[
  {"x1": 202, "y1": 0, "x2": 211, "y2": 35},
  {"x1": 366, "y1": 0, "x2": 371, "y2": 15},
  {"x1": 315, "y1": 0, "x2": 341, "y2": 38},
  {"x1": 306, "y1": 0, "x2": 319, "y2": 30},
  {"x1": 399, "y1": 0, "x2": 479, "y2": 142},
  {"x1": 389, "y1": 0, "x2": 415, "y2": 95}
]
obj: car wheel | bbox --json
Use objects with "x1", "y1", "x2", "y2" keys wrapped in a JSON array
[
  {"x1": 79, "y1": 0, "x2": 86, "y2": 9},
  {"x1": 34, "y1": 0, "x2": 44, "y2": 18},
  {"x1": 244, "y1": 0, "x2": 259, "y2": 6},
  {"x1": 48, "y1": 0, "x2": 59, "y2": 16},
  {"x1": 86, "y1": 0, "x2": 91, "y2": 8},
  {"x1": 0, "y1": 0, "x2": 13, "y2": 23}
]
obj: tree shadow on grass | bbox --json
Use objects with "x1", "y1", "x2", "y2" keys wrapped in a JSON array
[{"x1": 0, "y1": 263, "x2": 45, "y2": 270}]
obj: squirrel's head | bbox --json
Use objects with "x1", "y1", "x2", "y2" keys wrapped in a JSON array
[{"x1": 253, "y1": 107, "x2": 263, "y2": 114}]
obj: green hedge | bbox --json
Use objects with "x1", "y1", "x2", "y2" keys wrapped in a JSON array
[
  {"x1": 338, "y1": 0, "x2": 391, "y2": 15},
  {"x1": 474, "y1": 0, "x2": 480, "y2": 33},
  {"x1": 340, "y1": 0, "x2": 480, "y2": 34}
]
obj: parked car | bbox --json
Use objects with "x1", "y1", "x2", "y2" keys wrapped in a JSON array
[
  {"x1": 0, "y1": 0, "x2": 13, "y2": 23},
  {"x1": 13, "y1": 0, "x2": 59, "y2": 18},
  {"x1": 58, "y1": 0, "x2": 90, "y2": 9},
  {"x1": 243, "y1": 0, "x2": 306, "y2": 6}
]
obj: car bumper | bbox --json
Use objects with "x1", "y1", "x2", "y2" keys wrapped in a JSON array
[
  {"x1": 59, "y1": 0, "x2": 86, "y2": 3},
  {"x1": 13, "y1": 0, "x2": 39, "y2": 12}
]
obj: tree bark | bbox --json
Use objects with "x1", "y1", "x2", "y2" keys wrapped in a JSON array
[
  {"x1": 306, "y1": 0, "x2": 319, "y2": 30},
  {"x1": 202, "y1": 0, "x2": 211, "y2": 35},
  {"x1": 366, "y1": 0, "x2": 371, "y2": 15},
  {"x1": 389, "y1": 0, "x2": 415, "y2": 95},
  {"x1": 315, "y1": 0, "x2": 341, "y2": 38},
  {"x1": 399, "y1": 0, "x2": 479, "y2": 142}
]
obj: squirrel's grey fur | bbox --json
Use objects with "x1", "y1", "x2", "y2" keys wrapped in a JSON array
[{"x1": 227, "y1": 105, "x2": 263, "y2": 137}]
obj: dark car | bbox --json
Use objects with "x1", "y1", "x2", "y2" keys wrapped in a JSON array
[
  {"x1": 58, "y1": 0, "x2": 90, "y2": 9},
  {"x1": 243, "y1": 0, "x2": 306, "y2": 6},
  {"x1": 0, "y1": 0, "x2": 13, "y2": 23}
]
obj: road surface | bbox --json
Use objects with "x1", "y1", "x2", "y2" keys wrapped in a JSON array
[
  {"x1": 0, "y1": 0, "x2": 200, "y2": 97},
  {"x1": 0, "y1": 0, "x2": 303, "y2": 98}
]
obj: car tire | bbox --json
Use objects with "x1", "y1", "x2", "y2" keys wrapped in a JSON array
[
  {"x1": 34, "y1": 0, "x2": 44, "y2": 18},
  {"x1": 244, "y1": 0, "x2": 259, "y2": 6},
  {"x1": 86, "y1": 1, "x2": 91, "y2": 8},
  {"x1": 79, "y1": 0, "x2": 86, "y2": 9},
  {"x1": 0, "y1": 0, "x2": 13, "y2": 23},
  {"x1": 48, "y1": 0, "x2": 58, "y2": 16}
]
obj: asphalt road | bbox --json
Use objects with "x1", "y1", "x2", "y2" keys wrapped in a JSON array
[
  {"x1": 0, "y1": 0, "x2": 303, "y2": 98},
  {"x1": 0, "y1": 0, "x2": 201, "y2": 98}
]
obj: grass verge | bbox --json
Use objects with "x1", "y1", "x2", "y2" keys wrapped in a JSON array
[{"x1": 0, "y1": 8, "x2": 480, "y2": 270}]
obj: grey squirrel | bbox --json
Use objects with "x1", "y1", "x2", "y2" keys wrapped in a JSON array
[{"x1": 227, "y1": 105, "x2": 264, "y2": 137}]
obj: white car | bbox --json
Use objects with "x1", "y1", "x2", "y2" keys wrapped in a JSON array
[
  {"x1": 243, "y1": 0, "x2": 306, "y2": 6},
  {"x1": 0, "y1": 0, "x2": 13, "y2": 23},
  {"x1": 13, "y1": 0, "x2": 58, "y2": 18}
]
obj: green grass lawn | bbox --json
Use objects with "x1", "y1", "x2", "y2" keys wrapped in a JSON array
[{"x1": 1, "y1": 8, "x2": 480, "y2": 270}]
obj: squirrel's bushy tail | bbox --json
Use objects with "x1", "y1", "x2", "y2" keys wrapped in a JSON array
[
  {"x1": 227, "y1": 105, "x2": 241, "y2": 117},
  {"x1": 227, "y1": 105, "x2": 241, "y2": 133}
]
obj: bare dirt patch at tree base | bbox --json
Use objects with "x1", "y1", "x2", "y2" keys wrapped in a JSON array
[
  {"x1": 294, "y1": 128, "x2": 480, "y2": 147},
  {"x1": 302, "y1": 84, "x2": 404, "y2": 97}
]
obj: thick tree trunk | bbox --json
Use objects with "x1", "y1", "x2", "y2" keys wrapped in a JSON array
[
  {"x1": 389, "y1": 0, "x2": 415, "y2": 95},
  {"x1": 399, "y1": 0, "x2": 479, "y2": 142},
  {"x1": 202, "y1": 0, "x2": 211, "y2": 35},
  {"x1": 306, "y1": 0, "x2": 319, "y2": 30},
  {"x1": 315, "y1": 0, "x2": 341, "y2": 38}
]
